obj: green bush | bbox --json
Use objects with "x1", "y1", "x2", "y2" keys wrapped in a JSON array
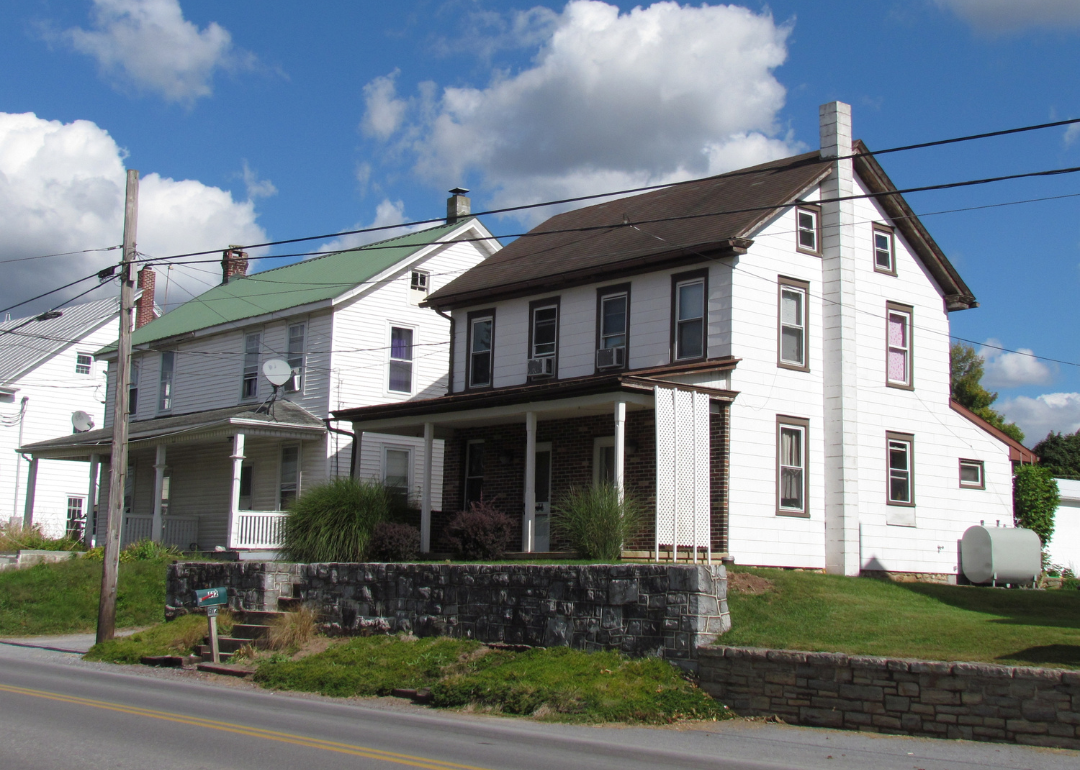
[
  {"x1": 0, "y1": 522, "x2": 85, "y2": 553},
  {"x1": 82, "y1": 539, "x2": 183, "y2": 563},
  {"x1": 1013, "y1": 465, "x2": 1059, "y2": 547},
  {"x1": 279, "y1": 478, "x2": 393, "y2": 562},
  {"x1": 552, "y1": 484, "x2": 645, "y2": 561}
]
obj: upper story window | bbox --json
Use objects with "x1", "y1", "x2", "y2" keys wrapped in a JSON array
[
  {"x1": 241, "y1": 332, "x2": 260, "y2": 399},
  {"x1": 286, "y1": 322, "x2": 305, "y2": 393},
  {"x1": 959, "y1": 459, "x2": 985, "y2": 489},
  {"x1": 886, "y1": 303, "x2": 913, "y2": 389},
  {"x1": 672, "y1": 271, "x2": 706, "y2": 361},
  {"x1": 76, "y1": 353, "x2": 93, "y2": 375},
  {"x1": 409, "y1": 270, "x2": 429, "y2": 305},
  {"x1": 467, "y1": 311, "x2": 494, "y2": 389},
  {"x1": 887, "y1": 433, "x2": 914, "y2": 506},
  {"x1": 158, "y1": 351, "x2": 175, "y2": 412},
  {"x1": 389, "y1": 326, "x2": 414, "y2": 393},
  {"x1": 874, "y1": 225, "x2": 896, "y2": 274},
  {"x1": 528, "y1": 300, "x2": 559, "y2": 378},
  {"x1": 596, "y1": 285, "x2": 629, "y2": 370},
  {"x1": 128, "y1": 359, "x2": 139, "y2": 415},
  {"x1": 777, "y1": 417, "x2": 808, "y2": 516},
  {"x1": 796, "y1": 206, "x2": 820, "y2": 254},
  {"x1": 778, "y1": 278, "x2": 809, "y2": 371}
]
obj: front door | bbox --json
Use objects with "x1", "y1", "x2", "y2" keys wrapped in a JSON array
[{"x1": 534, "y1": 442, "x2": 552, "y2": 552}]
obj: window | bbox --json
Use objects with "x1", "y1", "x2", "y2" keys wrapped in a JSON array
[
  {"x1": 959, "y1": 459, "x2": 985, "y2": 489},
  {"x1": 886, "y1": 303, "x2": 913, "y2": 388},
  {"x1": 467, "y1": 312, "x2": 494, "y2": 389},
  {"x1": 887, "y1": 433, "x2": 914, "y2": 505},
  {"x1": 596, "y1": 285, "x2": 629, "y2": 371},
  {"x1": 797, "y1": 207, "x2": 819, "y2": 253},
  {"x1": 778, "y1": 278, "x2": 808, "y2": 370},
  {"x1": 128, "y1": 359, "x2": 139, "y2": 415},
  {"x1": 384, "y1": 448, "x2": 411, "y2": 501},
  {"x1": 286, "y1": 323, "x2": 305, "y2": 393},
  {"x1": 593, "y1": 437, "x2": 616, "y2": 485},
  {"x1": 123, "y1": 463, "x2": 135, "y2": 514},
  {"x1": 464, "y1": 440, "x2": 484, "y2": 507},
  {"x1": 160, "y1": 474, "x2": 170, "y2": 517},
  {"x1": 66, "y1": 496, "x2": 85, "y2": 540},
  {"x1": 672, "y1": 272, "x2": 706, "y2": 361},
  {"x1": 409, "y1": 270, "x2": 429, "y2": 305},
  {"x1": 777, "y1": 417, "x2": 808, "y2": 515},
  {"x1": 874, "y1": 226, "x2": 895, "y2": 274},
  {"x1": 76, "y1": 353, "x2": 93, "y2": 375},
  {"x1": 241, "y1": 332, "x2": 261, "y2": 399},
  {"x1": 279, "y1": 445, "x2": 299, "y2": 509},
  {"x1": 158, "y1": 351, "x2": 174, "y2": 411},
  {"x1": 530, "y1": 303, "x2": 558, "y2": 359},
  {"x1": 239, "y1": 464, "x2": 253, "y2": 510},
  {"x1": 389, "y1": 326, "x2": 414, "y2": 393}
]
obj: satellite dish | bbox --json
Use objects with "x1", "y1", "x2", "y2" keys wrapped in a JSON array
[
  {"x1": 263, "y1": 358, "x2": 292, "y2": 387},
  {"x1": 72, "y1": 411, "x2": 94, "y2": 432}
]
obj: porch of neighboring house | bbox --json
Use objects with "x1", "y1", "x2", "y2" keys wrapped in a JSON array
[
  {"x1": 18, "y1": 401, "x2": 327, "y2": 556},
  {"x1": 340, "y1": 368, "x2": 735, "y2": 561}
]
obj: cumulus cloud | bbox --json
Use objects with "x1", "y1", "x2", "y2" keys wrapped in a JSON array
[
  {"x1": 0, "y1": 112, "x2": 266, "y2": 315},
  {"x1": 239, "y1": 161, "x2": 277, "y2": 200},
  {"x1": 934, "y1": 0, "x2": 1080, "y2": 33},
  {"x1": 1065, "y1": 123, "x2": 1080, "y2": 147},
  {"x1": 314, "y1": 199, "x2": 425, "y2": 256},
  {"x1": 979, "y1": 338, "x2": 1055, "y2": 388},
  {"x1": 999, "y1": 393, "x2": 1080, "y2": 444},
  {"x1": 361, "y1": 72, "x2": 408, "y2": 140},
  {"x1": 61, "y1": 0, "x2": 250, "y2": 104},
  {"x1": 364, "y1": 1, "x2": 799, "y2": 223}
]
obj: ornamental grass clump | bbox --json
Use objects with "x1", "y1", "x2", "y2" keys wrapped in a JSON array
[
  {"x1": 552, "y1": 484, "x2": 645, "y2": 561},
  {"x1": 279, "y1": 478, "x2": 393, "y2": 563}
]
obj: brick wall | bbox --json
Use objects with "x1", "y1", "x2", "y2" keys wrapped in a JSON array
[{"x1": 698, "y1": 646, "x2": 1080, "y2": 750}]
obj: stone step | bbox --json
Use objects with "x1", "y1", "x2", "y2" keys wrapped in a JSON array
[
  {"x1": 277, "y1": 596, "x2": 303, "y2": 611},
  {"x1": 233, "y1": 610, "x2": 285, "y2": 626},
  {"x1": 230, "y1": 623, "x2": 272, "y2": 640},
  {"x1": 197, "y1": 646, "x2": 234, "y2": 663}
]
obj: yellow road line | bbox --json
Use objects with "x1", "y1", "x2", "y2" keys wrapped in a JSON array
[{"x1": 0, "y1": 683, "x2": 497, "y2": 770}]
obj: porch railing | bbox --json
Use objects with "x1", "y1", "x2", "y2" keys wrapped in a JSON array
[
  {"x1": 230, "y1": 511, "x2": 287, "y2": 550},
  {"x1": 121, "y1": 515, "x2": 199, "y2": 549}
]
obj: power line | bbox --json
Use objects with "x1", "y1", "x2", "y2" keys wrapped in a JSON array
[{"x1": 0, "y1": 244, "x2": 121, "y2": 267}]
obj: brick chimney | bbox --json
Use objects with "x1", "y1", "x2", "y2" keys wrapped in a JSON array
[
  {"x1": 222, "y1": 245, "x2": 248, "y2": 284},
  {"x1": 135, "y1": 267, "x2": 156, "y2": 329},
  {"x1": 446, "y1": 188, "x2": 471, "y2": 224}
]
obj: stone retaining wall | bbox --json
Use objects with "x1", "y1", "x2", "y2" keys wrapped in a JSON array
[
  {"x1": 167, "y1": 562, "x2": 729, "y2": 663},
  {"x1": 698, "y1": 646, "x2": 1080, "y2": 750}
]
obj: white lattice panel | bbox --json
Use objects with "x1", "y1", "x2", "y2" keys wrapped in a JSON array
[
  {"x1": 654, "y1": 385, "x2": 676, "y2": 554},
  {"x1": 654, "y1": 386, "x2": 711, "y2": 556}
]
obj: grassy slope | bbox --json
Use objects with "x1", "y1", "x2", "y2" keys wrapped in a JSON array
[
  {"x1": 722, "y1": 568, "x2": 1080, "y2": 669},
  {"x1": 0, "y1": 558, "x2": 170, "y2": 636}
]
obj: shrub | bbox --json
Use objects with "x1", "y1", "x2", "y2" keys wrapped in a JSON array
[
  {"x1": 279, "y1": 478, "x2": 393, "y2": 562},
  {"x1": 0, "y1": 522, "x2": 85, "y2": 553},
  {"x1": 81, "y1": 540, "x2": 183, "y2": 562},
  {"x1": 367, "y1": 522, "x2": 421, "y2": 562},
  {"x1": 1013, "y1": 465, "x2": 1059, "y2": 547},
  {"x1": 445, "y1": 499, "x2": 513, "y2": 559},
  {"x1": 552, "y1": 484, "x2": 645, "y2": 561}
]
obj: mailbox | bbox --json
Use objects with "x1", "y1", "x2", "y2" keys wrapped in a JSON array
[{"x1": 194, "y1": 587, "x2": 229, "y2": 607}]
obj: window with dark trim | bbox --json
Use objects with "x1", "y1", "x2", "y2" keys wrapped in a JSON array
[
  {"x1": 464, "y1": 440, "x2": 484, "y2": 507},
  {"x1": 239, "y1": 463, "x2": 253, "y2": 510},
  {"x1": 241, "y1": 332, "x2": 261, "y2": 399},
  {"x1": 467, "y1": 311, "x2": 495, "y2": 389},
  {"x1": 158, "y1": 350, "x2": 174, "y2": 412},
  {"x1": 778, "y1": 277, "x2": 809, "y2": 371},
  {"x1": 959, "y1": 459, "x2": 985, "y2": 489},
  {"x1": 777, "y1": 416, "x2": 809, "y2": 516},
  {"x1": 527, "y1": 298, "x2": 559, "y2": 378},
  {"x1": 796, "y1": 206, "x2": 820, "y2": 254},
  {"x1": 596, "y1": 284, "x2": 630, "y2": 371},
  {"x1": 873, "y1": 225, "x2": 896, "y2": 275},
  {"x1": 128, "y1": 359, "x2": 139, "y2": 415},
  {"x1": 66, "y1": 496, "x2": 85, "y2": 540},
  {"x1": 887, "y1": 432, "x2": 915, "y2": 506},
  {"x1": 886, "y1": 303, "x2": 913, "y2": 389},
  {"x1": 671, "y1": 270, "x2": 707, "y2": 362}
]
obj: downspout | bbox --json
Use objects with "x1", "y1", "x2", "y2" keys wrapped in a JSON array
[
  {"x1": 323, "y1": 418, "x2": 358, "y2": 478},
  {"x1": 12, "y1": 397, "x2": 28, "y2": 515},
  {"x1": 435, "y1": 308, "x2": 455, "y2": 395}
]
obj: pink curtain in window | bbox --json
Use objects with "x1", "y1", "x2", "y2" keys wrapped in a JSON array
[{"x1": 888, "y1": 314, "x2": 907, "y2": 382}]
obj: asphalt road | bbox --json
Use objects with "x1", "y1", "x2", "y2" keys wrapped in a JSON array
[{"x1": 0, "y1": 636, "x2": 1076, "y2": 770}]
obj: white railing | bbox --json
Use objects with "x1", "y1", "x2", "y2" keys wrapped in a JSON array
[
  {"x1": 231, "y1": 511, "x2": 287, "y2": 550},
  {"x1": 121, "y1": 515, "x2": 199, "y2": 549},
  {"x1": 121, "y1": 515, "x2": 153, "y2": 546}
]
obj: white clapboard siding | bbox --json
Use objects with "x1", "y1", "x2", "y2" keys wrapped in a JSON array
[{"x1": 356, "y1": 433, "x2": 445, "y2": 512}]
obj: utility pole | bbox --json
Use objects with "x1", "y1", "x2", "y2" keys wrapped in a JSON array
[{"x1": 97, "y1": 169, "x2": 138, "y2": 645}]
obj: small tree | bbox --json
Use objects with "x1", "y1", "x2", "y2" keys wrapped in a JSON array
[
  {"x1": 279, "y1": 478, "x2": 393, "y2": 563},
  {"x1": 1013, "y1": 465, "x2": 1059, "y2": 547},
  {"x1": 950, "y1": 343, "x2": 1024, "y2": 443},
  {"x1": 1032, "y1": 430, "x2": 1080, "y2": 479}
]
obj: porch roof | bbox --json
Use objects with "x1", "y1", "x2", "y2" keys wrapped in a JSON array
[
  {"x1": 335, "y1": 359, "x2": 739, "y2": 438},
  {"x1": 19, "y1": 400, "x2": 326, "y2": 461}
]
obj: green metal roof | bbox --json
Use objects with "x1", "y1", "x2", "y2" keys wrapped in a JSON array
[{"x1": 102, "y1": 220, "x2": 469, "y2": 354}]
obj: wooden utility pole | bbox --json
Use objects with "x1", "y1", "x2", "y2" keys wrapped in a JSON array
[{"x1": 97, "y1": 169, "x2": 138, "y2": 645}]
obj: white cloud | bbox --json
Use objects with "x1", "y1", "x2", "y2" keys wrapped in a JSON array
[
  {"x1": 361, "y1": 71, "x2": 408, "y2": 140},
  {"x1": 365, "y1": 1, "x2": 799, "y2": 223},
  {"x1": 934, "y1": 0, "x2": 1080, "y2": 33},
  {"x1": 314, "y1": 199, "x2": 424, "y2": 256},
  {"x1": 978, "y1": 338, "x2": 1055, "y2": 388},
  {"x1": 0, "y1": 112, "x2": 266, "y2": 315},
  {"x1": 1065, "y1": 123, "x2": 1080, "y2": 147},
  {"x1": 240, "y1": 160, "x2": 277, "y2": 200},
  {"x1": 62, "y1": 0, "x2": 249, "y2": 104},
  {"x1": 999, "y1": 393, "x2": 1080, "y2": 444}
]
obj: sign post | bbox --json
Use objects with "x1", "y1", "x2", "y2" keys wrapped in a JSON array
[{"x1": 194, "y1": 587, "x2": 229, "y2": 664}]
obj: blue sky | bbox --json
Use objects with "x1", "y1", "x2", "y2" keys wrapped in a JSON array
[{"x1": 1, "y1": 0, "x2": 1079, "y2": 442}]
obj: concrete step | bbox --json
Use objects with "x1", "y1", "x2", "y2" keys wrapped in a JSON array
[
  {"x1": 230, "y1": 623, "x2": 272, "y2": 640},
  {"x1": 197, "y1": 647, "x2": 234, "y2": 663},
  {"x1": 277, "y1": 596, "x2": 303, "y2": 611},
  {"x1": 233, "y1": 610, "x2": 285, "y2": 626}
]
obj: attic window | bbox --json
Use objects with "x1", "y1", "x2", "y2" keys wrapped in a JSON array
[
  {"x1": 76, "y1": 353, "x2": 93, "y2": 375},
  {"x1": 796, "y1": 207, "x2": 819, "y2": 254},
  {"x1": 409, "y1": 270, "x2": 429, "y2": 305},
  {"x1": 874, "y1": 226, "x2": 896, "y2": 275}
]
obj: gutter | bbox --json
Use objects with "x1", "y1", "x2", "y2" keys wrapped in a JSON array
[
  {"x1": 323, "y1": 417, "x2": 358, "y2": 478},
  {"x1": 434, "y1": 308, "x2": 455, "y2": 395}
]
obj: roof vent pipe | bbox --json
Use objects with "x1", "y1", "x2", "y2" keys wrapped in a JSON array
[
  {"x1": 221, "y1": 245, "x2": 249, "y2": 284},
  {"x1": 447, "y1": 188, "x2": 470, "y2": 224}
]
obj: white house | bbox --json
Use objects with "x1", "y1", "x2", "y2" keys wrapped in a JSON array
[
  {"x1": 1048, "y1": 478, "x2": 1080, "y2": 575},
  {"x1": 337, "y1": 102, "x2": 1029, "y2": 580},
  {"x1": 20, "y1": 194, "x2": 498, "y2": 555},
  {"x1": 1, "y1": 299, "x2": 118, "y2": 539}
]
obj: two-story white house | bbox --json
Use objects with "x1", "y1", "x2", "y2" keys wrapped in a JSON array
[
  {"x1": 337, "y1": 103, "x2": 1030, "y2": 579},
  {"x1": 20, "y1": 196, "x2": 498, "y2": 555},
  {"x1": 1, "y1": 298, "x2": 118, "y2": 540}
]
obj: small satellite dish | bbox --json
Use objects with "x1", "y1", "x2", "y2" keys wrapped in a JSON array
[
  {"x1": 72, "y1": 411, "x2": 94, "y2": 432},
  {"x1": 263, "y1": 358, "x2": 292, "y2": 387}
]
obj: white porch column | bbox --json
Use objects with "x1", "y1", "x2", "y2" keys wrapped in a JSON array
[
  {"x1": 421, "y1": 422, "x2": 434, "y2": 553},
  {"x1": 613, "y1": 400, "x2": 626, "y2": 502},
  {"x1": 22, "y1": 458, "x2": 38, "y2": 528},
  {"x1": 85, "y1": 454, "x2": 100, "y2": 548},
  {"x1": 151, "y1": 445, "x2": 167, "y2": 543},
  {"x1": 523, "y1": 411, "x2": 537, "y2": 553},
  {"x1": 226, "y1": 433, "x2": 246, "y2": 550}
]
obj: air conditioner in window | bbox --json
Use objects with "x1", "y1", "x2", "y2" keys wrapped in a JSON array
[
  {"x1": 596, "y1": 346, "x2": 625, "y2": 369},
  {"x1": 527, "y1": 357, "x2": 555, "y2": 377}
]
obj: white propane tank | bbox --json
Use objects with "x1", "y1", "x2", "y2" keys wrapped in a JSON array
[{"x1": 960, "y1": 525, "x2": 1042, "y2": 586}]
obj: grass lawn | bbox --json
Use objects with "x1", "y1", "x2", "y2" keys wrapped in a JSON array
[
  {"x1": 0, "y1": 558, "x2": 171, "y2": 637},
  {"x1": 722, "y1": 568, "x2": 1080, "y2": 669}
]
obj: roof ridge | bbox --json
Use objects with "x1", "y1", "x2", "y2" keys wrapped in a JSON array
[{"x1": 0, "y1": 296, "x2": 118, "y2": 329}]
